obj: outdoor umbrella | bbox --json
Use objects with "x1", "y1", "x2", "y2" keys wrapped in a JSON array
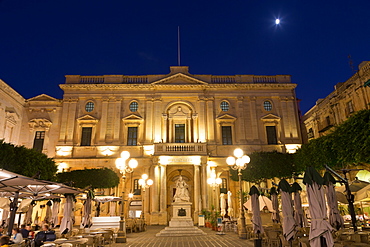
[
  {"x1": 0, "y1": 169, "x2": 82, "y2": 235},
  {"x1": 278, "y1": 179, "x2": 296, "y2": 242},
  {"x1": 303, "y1": 167, "x2": 334, "y2": 247},
  {"x1": 50, "y1": 199, "x2": 60, "y2": 227},
  {"x1": 1, "y1": 209, "x2": 9, "y2": 227},
  {"x1": 270, "y1": 187, "x2": 280, "y2": 223},
  {"x1": 60, "y1": 195, "x2": 74, "y2": 234},
  {"x1": 244, "y1": 195, "x2": 273, "y2": 212},
  {"x1": 291, "y1": 182, "x2": 307, "y2": 228},
  {"x1": 24, "y1": 202, "x2": 35, "y2": 225},
  {"x1": 34, "y1": 210, "x2": 39, "y2": 226},
  {"x1": 44, "y1": 200, "x2": 52, "y2": 223},
  {"x1": 323, "y1": 172, "x2": 344, "y2": 231},
  {"x1": 227, "y1": 191, "x2": 234, "y2": 217},
  {"x1": 220, "y1": 193, "x2": 226, "y2": 216},
  {"x1": 81, "y1": 193, "x2": 92, "y2": 228},
  {"x1": 249, "y1": 185, "x2": 264, "y2": 235}
]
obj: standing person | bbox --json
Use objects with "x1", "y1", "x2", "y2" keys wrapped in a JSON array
[
  {"x1": 0, "y1": 236, "x2": 10, "y2": 247},
  {"x1": 20, "y1": 225, "x2": 29, "y2": 239},
  {"x1": 10, "y1": 228, "x2": 23, "y2": 245}
]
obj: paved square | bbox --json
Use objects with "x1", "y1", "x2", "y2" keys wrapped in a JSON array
[{"x1": 113, "y1": 226, "x2": 255, "y2": 246}]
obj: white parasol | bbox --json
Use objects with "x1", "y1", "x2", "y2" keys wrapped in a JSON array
[
  {"x1": 227, "y1": 191, "x2": 234, "y2": 217},
  {"x1": 249, "y1": 186, "x2": 264, "y2": 235},
  {"x1": 220, "y1": 193, "x2": 226, "y2": 216},
  {"x1": 278, "y1": 179, "x2": 296, "y2": 242}
]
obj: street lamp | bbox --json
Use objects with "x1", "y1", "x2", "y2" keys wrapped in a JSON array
[
  {"x1": 115, "y1": 151, "x2": 138, "y2": 243},
  {"x1": 226, "y1": 148, "x2": 250, "y2": 239},
  {"x1": 138, "y1": 174, "x2": 153, "y2": 229}
]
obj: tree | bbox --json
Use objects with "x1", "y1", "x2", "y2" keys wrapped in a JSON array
[
  {"x1": 0, "y1": 140, "x2": 57, "y2": 180},
  {"x1": 294, "y1": 109, "x2": 370, "y2": 169},
  {"x1": 230, "y1": 151, "x2": 296, "y2": 183},
  {"x1": 56, "y1": 168, "x2": 120, "y2": 189}
]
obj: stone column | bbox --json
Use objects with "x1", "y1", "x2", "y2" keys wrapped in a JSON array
[
  {"x1": 206, "y1": 98, "x2": 215, "y2": 143},
  {"x1": 145, "y1": 99, "x2": 154, "y2": 143},
  {"x1": 168, "y1": 117, "x2": 173, "y2": 143},
  {"x1": 200, "y1": 163, "x2": 208, "y2": 209},
  {"x1": 66, "y1": 99, "x2": 78, "y2": 144},
  {"x1": 193, "y1": 164, "x2": 200, "y2": 224},
  {"x1": 58, "y1": 100, "x2": 70, "y2": 143},
  {"x1": 161, "y1": 114, "x2": 167, "y2": 143},
  {"x1": 192, "y1": 114, "x2": 198, "y2": 142},
  {"x1": 99, "y1": 97, "x2": 109, "y2": 143},
  {"x1": 159, "y1": 164, "x2": 168, "y2": 224},
  {"x1": 187, "y1": 117, "x2": 192, "y2": 143},
  {"x1": 113, "y1": 99, "x2": 121, "y2": 143}
]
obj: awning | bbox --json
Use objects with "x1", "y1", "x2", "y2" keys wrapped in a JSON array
[{"x1": 364, "y1": 79, "x2": 370, "y2": 87}]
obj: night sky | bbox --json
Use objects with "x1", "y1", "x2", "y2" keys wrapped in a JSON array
[{"x1": 1, "y1": 0, "x2": 369, "y2": 113}]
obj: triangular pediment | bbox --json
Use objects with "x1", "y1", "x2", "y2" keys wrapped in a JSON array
[
  {"x1": 122, "y1": 114, "x2": 143, "y2": 121},
  {"x1": 151, "y1": 73, "x2": 208, "y2": 85},
  {"x1": 261, "y1": 114, "x2": 281, "y2": 121},
  {"x1": 77, "y1": 114, "x2": 99, "y2": 122},
  {"x1": 216, "y1": 114, "x2": 237, "y2": 122},
  {"x1": 27, "y1": 94, "x2": 59, "y2": 102}
]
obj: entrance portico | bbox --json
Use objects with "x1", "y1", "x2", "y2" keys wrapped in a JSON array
[{"x1": 150, "y1": 155, "x2": 206, "y2": 225}]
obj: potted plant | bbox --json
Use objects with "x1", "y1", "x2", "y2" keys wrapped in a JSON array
[{"x1": 201, "y1": 209, "x2": 212, "y2": 228}]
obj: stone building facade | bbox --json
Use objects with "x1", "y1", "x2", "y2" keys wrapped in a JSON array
[
  {"x1": 302, "y1": 61, "x2": 370, "y2": 141},
  {"x1": 2, "y1": 66, "x2": 303, "y2": 225}
]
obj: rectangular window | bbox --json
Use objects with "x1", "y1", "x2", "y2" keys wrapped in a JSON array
[
  {"x1": 81, "y1": 127, "x2": 92, "y2": 146},
  {"x1": 326, "y1": 116, "x2": 331, "y2": 126},
  {"x1": 266, "y1": 126, "x2": 277, "y2": 145},
  {"x1": 220, "y1": 178, "x2": 227, "y2": 194},
  {"x1": 175, "y1": 124, "x2": 185, "y2": 143},
  {"x1": 222, "y1": 126, "x2": 232, "y2": 145},
  {"x1": 347, "y1": 101, "x2": 354, "y2": 113},
  {"x1": 307, "y1": 128, "x2": 314, "y2": 139},
  {"x1": 127, "y1": 127, "x2": 138, "y2": 146},
  {"x1": 33, "y1": 131, "x2": 45, "y2": 152},
  {"x1": 133, "y1": 179, "x2": 141, "y2": 195}
]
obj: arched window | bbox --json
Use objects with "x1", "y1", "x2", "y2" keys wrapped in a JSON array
[
  {"x1": 220, "y1": 101, "x2": 230, "y2": 112},
  {"x1": 85, "y1": 102, "x2": 95, "y2": 112},
  {"x1": 263, "y1": 101, "x2": 272, "y2": 111},
  {"x1": 129, "y1": 101, "x2": 139, "y2": 112}
]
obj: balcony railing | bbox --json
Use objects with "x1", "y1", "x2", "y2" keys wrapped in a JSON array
[{"x1": 154, "y1": 143, "x2": 207, "y2": 155}]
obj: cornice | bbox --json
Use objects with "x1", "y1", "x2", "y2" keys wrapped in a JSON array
[{"x1": 60, "y1": 83, "x2": 297, "y2": 91}]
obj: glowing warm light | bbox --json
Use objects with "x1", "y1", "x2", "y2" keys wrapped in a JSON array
[
  {"x1": 207, "y1": 161, "x2": 217, "y2": 167},
  {"x1": 128, "y1": 193, "x2": 134, "y2": 198},
  {"x1": 120, "y1": 151, "x2": 130, "y2": 160},
  {"x1": 159, "y1": 156, "x2": 170, "y2": 165},
  {"x1": 57, "y1": 162, "x2": 68, "y2": 173},
  {"x1": 241, "y1": 155, "x2": 250, "y2": 164},
  {"x1": 285, "y1": 144, "x2": 301, "y2": 154},
  {"x1": 138, "y1": 179, "x2": 144, "y2": 186},
  {"x1": 142, "y1": 174, "x2": 148, "y2": 180},
  {"x1": 56, "y1": 146, "x2": 73, "y2": 156},
  {"x1": 115, "y1": 158, "x2": 124, "y2": 170},
  {"x1": 192, "y1": 156, "x2": 201, "y2": 165},
  {"x1": 234, "y1": 148, "x2": 243, "y2": 158},
  {"x1": 128, "y1": 159, "x2": 138, "y2": 169},
  {"x1": 143, "y1": 145, "x2": 154, "y2": 155},
  {"x1": 207, "y1": 178, "x2": 215, "y2": 185},
  {"x1": 226, "y1": 157, "x2": 236, "y2": 166},
  {"x1": 215, "y1": 178, "x2": 222, "y2": 185},
  {"x1": 275, "y1": 19, "x2": 280, "y2": 25},
  {"x1": 147, "y1": 179, "x2": 153, "y2": 186}
]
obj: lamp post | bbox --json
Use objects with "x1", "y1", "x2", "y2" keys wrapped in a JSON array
[
  {"x1": 226, "y1": 148, "x2": 250, "y2": 239},
  {"x1": 115, "y1": 151, "x2": 138, "y2": 243},
  {"x1": 138, "y1": 174, "x2": 153, "y2": 229}
]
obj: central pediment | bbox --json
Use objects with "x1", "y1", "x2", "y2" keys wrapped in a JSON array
[{"x1": 151, "y1": 73, "x2": 208, "y2": 85}]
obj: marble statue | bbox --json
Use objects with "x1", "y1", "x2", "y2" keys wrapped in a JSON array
[{"x1": 173, "y1": 175, "x2": 190, "y2": 202}]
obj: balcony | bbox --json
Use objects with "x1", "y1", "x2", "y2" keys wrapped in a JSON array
[{"x1": 154, "y1": 143, "x2": 207, "y2": 156}]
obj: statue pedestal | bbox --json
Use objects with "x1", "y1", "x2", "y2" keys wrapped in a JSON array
[{"x1": 156, "y1": 202, "x2": 206, "y2": 237}]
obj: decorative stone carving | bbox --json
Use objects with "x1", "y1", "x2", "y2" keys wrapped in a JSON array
[{"x1": 28, "y1": 118, "x2": 52, "y2": 131}]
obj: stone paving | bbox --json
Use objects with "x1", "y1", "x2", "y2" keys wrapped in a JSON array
[{"x1": 111, "y1": 226, "x2": 255, "y2": 247}]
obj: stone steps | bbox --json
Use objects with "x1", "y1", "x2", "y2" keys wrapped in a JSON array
[{"x1": 156, "y1": 226, "x2": 207, "y2": 236}]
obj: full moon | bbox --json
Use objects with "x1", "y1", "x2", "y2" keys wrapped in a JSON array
[{"x1": 275, "y1": 19, "x2": 280, "y2": 25}]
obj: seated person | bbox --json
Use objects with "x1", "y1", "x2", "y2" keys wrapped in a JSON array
[
  {"x1": 20, "y1": 224, "x2": 29, "y2": 239},
  {"x1": 0, "y1": 236, "x2": 10, "y2": 247},
  {"x1": 10, "y1": 228, "x2": 23, "y2": 245},
  {"x1": 34, "y1": 224, "x2": 56, "y2": 247}
]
